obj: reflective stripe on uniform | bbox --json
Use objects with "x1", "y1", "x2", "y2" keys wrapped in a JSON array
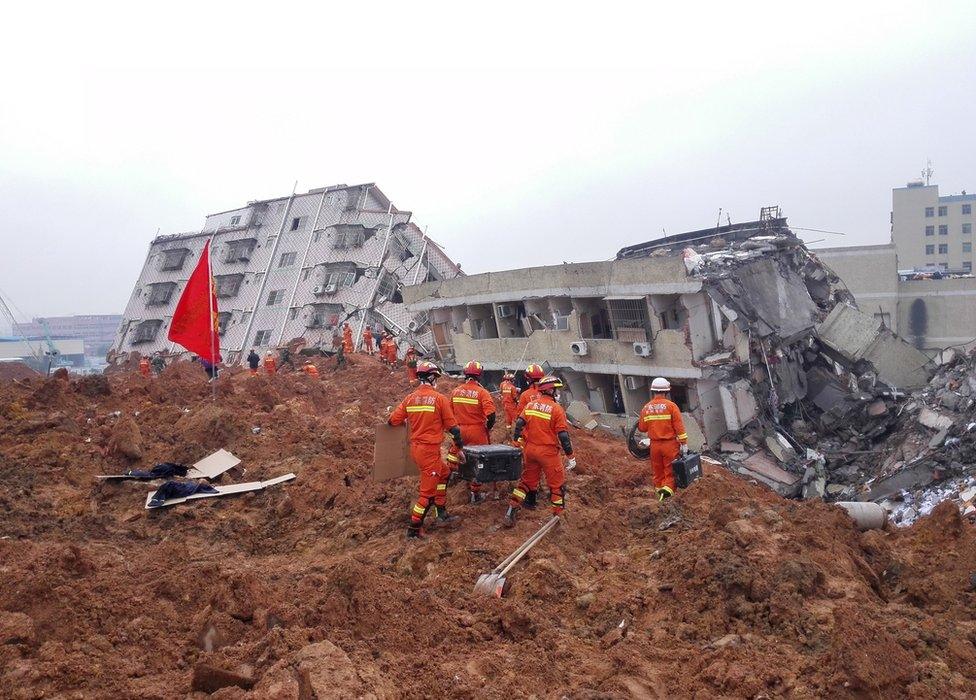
[
  {"x1": 642, "y1": 414, "x2": 671, "y2": 422},
  {"x1": 524, "y1": 410, "x2": 552, "y2": 420},
  {"x1": 512, "y1": 488, "x2": 526, "y2": 499},
  {"x1": 446, "y1": 453, "x2": 460, "y2": 463},
  {"x1": 676, "y1": 433, "x2": 688, "y2": 440},
  {"x1": 436, "y1": 484, "x2": 447, "y2": 492},
  {"x1": 406, "y1": 406, "x2": 436, "y2": 413},
  {"x1": 412, "y1": 504, "x2": 426, "y2": 515},
  {"x1": 452, "y1": 397, "x2": 480, "y2": 405},
  {"x1": 657, "y1": 486, "x2": 674, "y2": 495}
]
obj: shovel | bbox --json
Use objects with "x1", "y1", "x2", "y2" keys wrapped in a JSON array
[{"x1": 473, "y1": 515, "x2": 560, "y2": 597}]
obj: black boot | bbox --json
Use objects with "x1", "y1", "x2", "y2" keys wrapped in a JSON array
[
  {"x1": 524, "y1": 490, "x2": 538, "y2": 509},
  {"x1": 406, "y1": 524, "x2": 425, "y2": 539},
  {"x1": 502, "y1": 506, "x2": 517, "y2": 528},
  {"x1": 432, "y1": 506, "x2": 461, "y2": 529}
]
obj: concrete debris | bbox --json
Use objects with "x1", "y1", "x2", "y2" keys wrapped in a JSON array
[
  {"x1": 918, "y1": 407, "x2": 954, "y2": 431},
  {"x1": 566, "y1": 400, "x2": 599, "y2": 431}
]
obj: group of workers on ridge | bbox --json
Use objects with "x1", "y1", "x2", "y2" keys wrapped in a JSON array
[{"x1": 388, "y1": 357, "x2": 688, "y2": 538}]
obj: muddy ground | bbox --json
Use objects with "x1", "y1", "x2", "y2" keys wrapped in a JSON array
[{"x1": 1, "y1": 356, "x2": 975, "y2": 699}]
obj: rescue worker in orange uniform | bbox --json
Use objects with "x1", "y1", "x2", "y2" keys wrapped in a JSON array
[
  {"x1": 139, "y1": 356, "x2": 151, "y2": 378},
  {"x1": 363, "y1": 327, "x2": 374, "y2": 355},
  {"x1": 378, "y1": 333, "x2": 390, "y2": 366},
  {"x1": 515, "y1": 364, "x2": 546, "y2": 415},
  {"x1": 388, "y1": 361, "x2": 465, "y2": 538},
  {"x1": 504, "y1": 375, "x2": 576, "y2": 526},
  {"x1": 447, "y1": 361, "x2": 496, "y2": 503},
  {"x1": 405, "y1": 346, "x2": 418, "y2": 384},
  {"x1": 386, "y1": 335, "x2": 399, "y2": 367},
  {"x1": 263, "y1": 351, "x2": 277, "y2": 375},
  {"x1": 637, "y1": 377, "x2": 688, "y2": 501},
  {"x1": 342, "y1": 323, "x2": 354, "y2": 354},
  {"x1": 499, "y1": 370, "x2": 520, "y2": 430},
  {"x1": 303, "y1": 360, "x2": 320, "y2": 379}
]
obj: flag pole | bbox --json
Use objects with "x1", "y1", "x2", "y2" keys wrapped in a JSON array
[{"x1": 207, "y1": 232, "x2": 217, "y2": 403}]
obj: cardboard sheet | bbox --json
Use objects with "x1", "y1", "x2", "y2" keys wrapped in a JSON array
[
  {"x1": 144, "y1": 473, "x2": 296, "y2": 509},
  {"x1": 372, "y1": 423, "x2": 419, "y2": 482},
  {"x1": 97, "y1": 449, "x2": 241, "y2": 481}
]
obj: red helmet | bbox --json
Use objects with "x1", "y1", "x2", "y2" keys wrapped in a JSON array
[
  {"x1": 502, "y1": 370, "x2": 515, "y2": 380},
  {"x1": 526, "y1": 363, "x2": 545, "y2": 381},
  {"x1": 463, "y1": 360, "x2": 483, "y2": 377},
  {"x1": 537, "y1": 375, "x2": 563, "y2": 396},
  {"x1": 415, "y1": 361, "x2": 441, "y2": 380}
]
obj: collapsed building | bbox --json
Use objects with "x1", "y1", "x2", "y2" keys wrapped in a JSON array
[
  {"x1": 403, "y1": 208, "x2": 935, "y2": 498},
  {"x1": 110, "y1": 183, "x2": 461, "y2": 364}
]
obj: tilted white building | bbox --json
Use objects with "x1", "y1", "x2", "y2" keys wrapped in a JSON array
[{"x1": 111, "y1": 183, "x2": 461, "y2": 364}]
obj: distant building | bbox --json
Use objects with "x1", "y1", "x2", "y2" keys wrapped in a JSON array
[
  {"x1": 891, "y1": 181, "x2": 976, "y2": 273},
  {"x1": 12, "y1": 314, "x2": 121, "y2": 359},
  {"x1": 0, "y1": 337, "x2": 86, "y2": 373},
  {"x1": 110, "y1": 183, "x2": 461, "y2": 364}
]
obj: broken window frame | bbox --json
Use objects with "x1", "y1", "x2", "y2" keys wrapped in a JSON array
[
  {"x1": 215, "y1": 274, "x2": 244, "y2": 298},
  {"x1": 605, "y1": 297, "x2": 652, "y2": 343},
  {"x1": 147, "y1": 282, "x2": 176, "y2": 306},
  {"x1": 160, "y1": 248, "x2": 190, "y2": 272},
  {"x1": 253, "y1": 329, "x2": 272, "y2": 346},
  {"x1": 131, "y1": 319, "x2": 163, "y2": 344},
  {"x1": 225, "y1": 238, "x2": 257, "y2": 264},
  {"x1": 217, "y1": 311, "x2": 232, "y2": 336}
]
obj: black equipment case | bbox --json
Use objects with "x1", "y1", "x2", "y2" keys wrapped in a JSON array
[
  {"x1": 460, "y1": 444, "x2": 523, "y2": 483},
  {"x1": 672, "y1": 452, "x2": 702, "y2": 489}
]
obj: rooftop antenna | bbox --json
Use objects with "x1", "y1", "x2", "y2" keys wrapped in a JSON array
[{"x1": 922, "y1": 159, "x2": 934, "y2": 186}]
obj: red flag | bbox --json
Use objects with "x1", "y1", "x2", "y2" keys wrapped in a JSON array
[{"x1": 168, "y1": 240, "x2": 222, "y2": 364}]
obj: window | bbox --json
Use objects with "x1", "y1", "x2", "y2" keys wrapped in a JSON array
[
  {"x1": 939, "y1": 262, "x2": 949, "y2": 271},
  {"x1": 320, "y1": 263, "x2": 358, "y2": 289},
  {"x1": 938, "y1": 205, "x2": 948, "y2": 217},
  {"x1": 254, "y1": 329, "x2": 272, "y2": 346},
  {"x1": 131, "y1": 320, "x2": 163, "y2": 344},
  {"x1": 230, "y1": 215, "x2": 241, "y2": 225},
  {"x1": 333, "y1": 228, "x2": 366, "y2": 249},
  {"x1": 278, "y1": 251, "x2": 297, "y2": 268},
  {"x1": 288, "y1": 308, "x2": 298, "y2": 321},
  {"x1": 388, "y1": 233, "x2": 412, "y2": 262},
  {"x1": 313, "y1": 231, "x2": 321, "y2": 243},
  {"x1": 225, "y1": 238, "x2": 256, "y2": 263},
  {"x1": 873, "y1": 312, "x2": 891, "y2": 328},
  {"x1": 939, "y1": 244, "x2": 948, "y2": 254},
  {"x1": 606, "y1": 298, "x2": 651, "y2": 343},
  {"x1": 215, "y1": 274, "x2": 244, "y2": 298},
  {"x1": 147, "y1": 282, "x2": 176, "y2": 306},
  {"x1": 217, "y1": 312, "x2": 231, "y2": 336},
  {"x1": 290, "y1": 217, "x2": 303, "y2": 231},
  {"x1": 925, "y1": 207, "x2": 935, "y2": 217},
  {"x1": 964, "y1": 242, "x2": 972, "y2": 253},
  {"x1": 925, "y1": 226, "x2": 934, "y2": 236},
  {"x1": 301, "y1": 268, "x2": 312, "y2": 281},
  {"x1": 266, "y1": 289, "x2": 285, "y2": 306},
  {"x1": 160, "y1": 248, "x2": 189, "y2": 271},
  {"x1": 939, "y1": 225, "x2": 948, "y2": 235},
  {"x1": 964, "y1": 204, "x2": 972, "y2": 215},
  {"x1": 964, "y1": 262, "x2": 973, "y2": 273},
  {"x1": 964, "y1": 223, "x2": 972, "y2": 235},
  {"x1": 925, "y1": 245, "x2": 935, "y2": 255},
  {"x1": 376, "y1": 272, "x2": 398, "y2": 301}
]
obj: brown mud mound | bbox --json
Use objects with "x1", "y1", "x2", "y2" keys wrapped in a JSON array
[
  {"x1": 0, "y1": 361, "x2": 38, "y2": 381},
  {"x1": 0, "y1": 359, "x2": 975, "y2": 698}
]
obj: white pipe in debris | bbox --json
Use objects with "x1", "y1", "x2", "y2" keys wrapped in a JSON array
[{"x1": 833, "y1": 502, "x2": 887, "y2": 531}]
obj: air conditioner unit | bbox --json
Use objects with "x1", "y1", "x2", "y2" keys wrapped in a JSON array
[
  {"x1": 407, "y1": 320, "x2": 422, "y2": 332},
  {"x1": 624, "y1": 375, "x2": 645, "y2": 391},
  {"x1": 497, "y1": 304, "x2": 515, "y2": 318},
  {"x1": 633, "y1": 342, "x2": 652, "y2": 357},
  {"x1": 312, "y1": 285, "x2": 324, "y2": 296},
  {"x1": 570, "y1": 340, "x2": 588, "y2": 356},
  {"x1": 324, "y1": 283, "x2": 338, "y2": 295}
]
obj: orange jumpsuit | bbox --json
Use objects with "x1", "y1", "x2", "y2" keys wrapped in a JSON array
[
  {"x1": 499, "y1": 379, "x2": 520, "y2": 428},
  {"x1": 303, "y1": 364, "x2": 320, "y2": 379},
  {"x1": 389, "y1": 385, "x2": 459, "y2": 527},
  {"x1": 342, "y1": 325, "x2": 354, "y2": 354},
  {"x1": 264, "y1": 355, "x2": 277, "y2": 375},
  {"x1": 637, "y1": 396, "x2": 688, "y2": 496},
  {"x1": 387, "y1": 339, "x2": 399, "y2": 366},
  {"x1": 447, "y1": 379, "x2": 495, "y2": 494},
  {"x1": 363, "y1": 329, "x2": 374, "y2": 355},
  {"x1": 405, "y1": 349, "x2": 417, "y2": 383},
  {"x1": 139, "y1": 358, "x2": 150, "y2": 378},
  {"x1": 510, "y1": 395, "x2": 572, "y2": 514},
  {"x1": 516, "y1": 384, "x2": 540, "y2": 415}
]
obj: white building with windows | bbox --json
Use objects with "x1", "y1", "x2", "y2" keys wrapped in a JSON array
[
  {"x1": 891, "y1": 181, "x2": 975, "y2": 272},
  {"x1": 111, "y1": 183, "x2": 461, "y2": 364}
]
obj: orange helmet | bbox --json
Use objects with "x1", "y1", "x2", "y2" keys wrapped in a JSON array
[
  {"x1": 463, "y1": 360, "x2": 483, "y2": 377},
  {"x1": 415, "y1": 361, "x2": 441, "y2": 381},
  {"x1": 537, "y1": 375, "x2": 563, "y2": 396},
  {"x1": 526, "y1": 363, "x2": 545, "y2": 381}
]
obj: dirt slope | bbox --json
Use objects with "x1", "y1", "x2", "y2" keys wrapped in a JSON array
[{"x1": 1, "y1": 357, "x2": 975, "y2": 699}]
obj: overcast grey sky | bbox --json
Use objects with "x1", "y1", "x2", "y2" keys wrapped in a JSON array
[{"x1": 1, "y1": 1, "x2": 974, "y2": 323}]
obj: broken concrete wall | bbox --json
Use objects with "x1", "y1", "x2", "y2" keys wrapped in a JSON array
[{"x1": 816, "y1": 303, "x2": 931, "y2": 389}]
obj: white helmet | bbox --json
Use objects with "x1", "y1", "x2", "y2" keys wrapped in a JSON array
[{"x1": 651, "y1": 377, "x2": 671, "y2": 392}]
